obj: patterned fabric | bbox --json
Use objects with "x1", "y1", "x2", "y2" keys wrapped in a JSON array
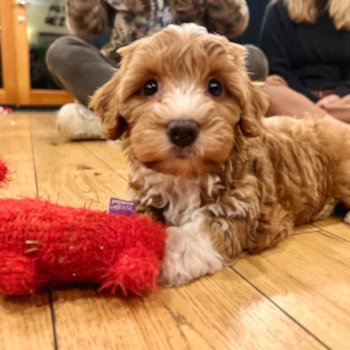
[{"x1": 66, "y1": 0, "x2": 249, "y2": 61}]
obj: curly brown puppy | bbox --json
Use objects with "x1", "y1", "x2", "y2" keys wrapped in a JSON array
[{"x1": 90, "y1": 24, "x2": 350, "y2": 287}]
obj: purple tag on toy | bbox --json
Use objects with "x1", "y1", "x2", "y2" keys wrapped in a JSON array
[{"x1": 108, "y1": 198, "x2": 136, "y2": 216}]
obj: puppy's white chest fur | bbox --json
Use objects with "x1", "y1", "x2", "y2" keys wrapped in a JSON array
[{"x1": 128, "y1": 165, "x2": 223, "y2": 226}]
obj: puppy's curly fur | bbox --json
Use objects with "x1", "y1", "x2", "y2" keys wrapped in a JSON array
[{"x1": 90, "y1": 24, "x2": 350, "y2": 286}]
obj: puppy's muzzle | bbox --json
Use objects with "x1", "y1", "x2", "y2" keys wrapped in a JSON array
[{"x1": 167, "y1": 120, "x2": 199, "y2": 148}]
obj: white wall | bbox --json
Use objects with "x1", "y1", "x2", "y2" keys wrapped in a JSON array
[{"x1": 27, "y1": 0, "x2": 70, "y2": 46}]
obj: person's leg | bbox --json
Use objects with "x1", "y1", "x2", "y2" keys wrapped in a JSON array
[
  {"x1": 46, "y1": 35, "x2": 117, "y2": 106},
  {"x1": 46, "y1": 36, "x2": 118, "y2": 140},
  {"x1": 244, "y1": 44, "x2": 269, "y2": 82},
  {"x1": 264, "y1": 75, "x2": 350, "y2": 130},
  {"x1": 264, "y1": 75, "x2": 328, "y2": 118},
  {"x1": 321, "y1": 95, "x2": 350, "y2": 124}
]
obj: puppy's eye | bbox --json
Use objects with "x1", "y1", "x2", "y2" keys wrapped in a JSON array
[
  {"x1": 208, "y1": 79, "x2": 223, "y2": 97},
  {"x1": 144, "y1": 79, "x2": 158, "y2": 96}
]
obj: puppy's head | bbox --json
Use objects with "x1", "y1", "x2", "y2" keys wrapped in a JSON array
[{"x1": 89, "y1": 24, "x2": 268, "y2": 177}]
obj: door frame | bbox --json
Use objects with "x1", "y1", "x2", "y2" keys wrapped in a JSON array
[
  {"x1": 1, "y1": 0, "x2": 74, "y2": 106},
  {"x1": 13, "y1": 0, "x2": 74, "y2": 106},
  {"x1": 0, "y1": 0, "x2": 18, "y2": 105}
]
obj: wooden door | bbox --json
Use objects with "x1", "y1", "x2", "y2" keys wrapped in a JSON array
[
  {"x1": 0, "y1": 0, "x2": 17, "y2": 105},
  {"x1": 12, "y1": 0, "x2": 74, "y2": 106}
]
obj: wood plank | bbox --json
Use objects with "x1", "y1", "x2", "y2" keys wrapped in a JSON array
[
  {"x1": 313, "y1": 216, "x2": 350, "y2": 241},
  {"x1": 292, "y1": 223, "x2": 320, "y2": 235},
  {"x1": 0, "y1": 114, "x2": 37, "y2": 198},
  {"x1": 52, "y1": 268, "x2": 323, "y2": 350},
  {"x1": 234, "y1": 231, "x2": 350, "y2": 350},
  {"x1": 29, "y1": 113, "x2": 127, "y2": 210},
  {"x1": 0, "y1": 113, "x2": 55, "y2": 350},
  {"x1": 81, "y1": 140, "x2": 130, "y2": 181},
  {"x1": 0, "y1": 294, "x2": 55, "y2": 350}
]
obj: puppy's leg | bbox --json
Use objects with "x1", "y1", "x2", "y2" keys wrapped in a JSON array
[
  {"x1": 158, "y1": 215, "x2": 224, "y2": 287},
  {"x1": 207, "y1": 204, "x2": 293, "y2": 260},
  {"x1": 344, "y1": 212, "x2": 350, "y2": 225},
  {"x1": 158, "y1": 205, "x2": 293, "y2": 287},
  {"x1": 247, "y1": 205, "x2": 293, "y2": 254}
]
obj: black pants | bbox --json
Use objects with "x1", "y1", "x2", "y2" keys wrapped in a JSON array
[{"x1": 46, "y1": 36, "x2": 269, "y2": 106}]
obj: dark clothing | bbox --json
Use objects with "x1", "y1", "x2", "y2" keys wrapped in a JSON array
[
  {"x1": 259, "y1": 0, "x2": 350, "y2": 102},
  {"x1": 235, "y1": 0, "x2": 270, "y2": 45}
]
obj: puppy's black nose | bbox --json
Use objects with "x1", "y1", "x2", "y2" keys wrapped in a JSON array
[{"x1": 167, "y1": 120, "x2": 199, "y2": 148}]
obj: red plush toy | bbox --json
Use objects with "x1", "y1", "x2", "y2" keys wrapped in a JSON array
[
  {"x1": 0, "y1": 157, "x2": 11, "y2": 190},
  {"x1": 0, "y1": 157, "x2": 166, "y2": 296}
]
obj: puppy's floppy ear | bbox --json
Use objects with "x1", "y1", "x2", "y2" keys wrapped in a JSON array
[
  {"x1": 240, "y1": 81, "x2": 269, "y2": 138},
  {"x1": 89, "y1": 43, "x2": 139, "y2": 140},
  {"x1": 227, "y1": 42, "x2": 269, "y2": 138},
  {"x1": 89, "y1": 73, "x2": 127, "y2": 140}
]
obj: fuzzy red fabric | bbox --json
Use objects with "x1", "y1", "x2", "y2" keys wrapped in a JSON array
[
  {"x1": 0, "y1": 197, "x2": 167, "y2": 296},
  {"x1": 0, "y1": 155, "x2": 166, "y2": 296},
  {"x1": 0, "y1": 156, "x2": 11, "y2": 189}
]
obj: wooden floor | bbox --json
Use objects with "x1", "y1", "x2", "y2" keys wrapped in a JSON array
[{"x1": 1, "y1": 113, "x2": 350, "y2": 350}]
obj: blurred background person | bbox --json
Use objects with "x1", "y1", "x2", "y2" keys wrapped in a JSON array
[{"x1": 260, "y1": 0, "x2": 350, "y2": 126}]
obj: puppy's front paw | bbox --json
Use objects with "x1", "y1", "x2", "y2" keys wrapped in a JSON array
[{"x1": 158, "y1": 225, "x2": 224, "y2": 287}]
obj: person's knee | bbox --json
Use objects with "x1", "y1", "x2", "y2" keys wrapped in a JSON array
[
  {"x1": 244, "y1": 44, "x2": 269, "y2": 82},
  {"x1": 46, "y1": 36, "x2": 88, "y2": 75}
]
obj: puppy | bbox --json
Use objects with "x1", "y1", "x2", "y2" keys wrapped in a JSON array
[{"x1": 90, "y1": 24, "x2": 350, "y2": 287}]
